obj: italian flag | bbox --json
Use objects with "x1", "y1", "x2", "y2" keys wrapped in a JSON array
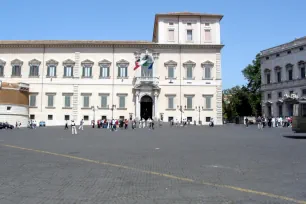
[{"x1": 133, "y1": 56, "x2": 148, "y2": 70}]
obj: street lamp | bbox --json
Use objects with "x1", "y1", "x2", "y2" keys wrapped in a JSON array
[
  {"x1": 111, "y1": 105, "x2": 116, "y2": 119},
  {"x1": 177, "y1": 105, "x2": 186, "y2": 124},
  {"x1": 91, "y1": 106, "x2": 98, "y2": 122},
  {"x1": 195, "y1": 106, "x2": 204, "y2": 125}
]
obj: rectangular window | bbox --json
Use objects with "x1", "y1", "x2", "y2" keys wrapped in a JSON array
[
  {"x1": 168, "y1": 116, "x2": 174, "y2": 122},
  {"x1": 48, "y1": 115, "x2": 53, "y2": 120},
  {"x1": 187, "y1": 65, "x2": 193, "y2": 79},
  {"x1": 0, "y1": 66, "x2": 4, "y2": 76},
  {"x1": 100, "y1": 67, "x2": 109, "y2": 78},
  {"x1": 187, "y1": 22, "x2": 191, "y2": 26},
  {"x1": 288, "y1": 70, "x2": 293, "y2": 80},
  {"x1": 206, "y1": 117, "x2": 211, "y2": 122},
  {"x1": 168, "y1": 29, "x2": 174, "y2": 41},
  {"x1": 101, "y1": 95, "x2": 108, "y2": 108},
  {"x1": 205, "y1": 23, "x2": 210, "y2": 26},
  {"x1": 47, "y1": 66, "x2": 56, "y2": 77},
  {"x1": 187, "y1": 30, "x2": 193, "y2": 41},
  {"x1": 102, "y1": 116, "x2": 107, "y2": 120},
  {"x1": 204, "y1": 67, "x2": 211, "y2": 79},
  {"x1": 301, "y1": 67, "x2": 305, "y2": 79},
  {"x1": 267, "y1": 93, "x2": 271, "y2": 100},
  {"x1": 83, "y1": 96, "x2": 90, "y2": 108},
  {"x1": 266, "y1": 73, "x2": 271, "y2": 84},
  {"x1": 119, "y1": 96, "x2": 125, "y2": 108},
  {"x1": 64, "y1": 96, "x2": 71, "y2": 107},
  {"x1": 169, "y1": 22, "x2": 174, "y2": 26},
  {"x1": 204, "y1": 96, "x2": 212, "y2": 109},
  {"x1": 12, "y1": 65, "x2": 21, "y2": 76},
  {"x1": 168, "y1": 66, "x2": 174, "y2": 78},
  {"x1": 186, "y1": 97, "x2": 193, "y2": 109},
  {"x1": 64, "y1": 66, "x2": 73, "y2": 77},
  {"x1": 29, "y1": 95, "x2": 36, "y2": 107},
  {"x1": 84, "y1": 115, "x2": 89, "y2": 121},
  {"x1": 30, "y1": 114, "x2": 35, "y2": 120},
  {"x1": 47, "y1": 95, "x2": 54, "y2": 107},
  {"x1": 118, "y1": 67, "x2": 127, "y2": 77},
  {"x1": 277, "y1": 71, "x2": 281, "y2": 82},
  {"x1": 64, "y1": 115, "x2": 70, "y2": 121},
  {"x1": 205, "y1": 30, "x2": 211, "y2": 42},
  {"x1": 302, "y1": 89, "x2": 306, "y2": 96},
  {"x1": 168, "y1": 97, "x2": 174, "y2": 109},
  {"x1": 83, "y1": 67, "x2": 92, "y2": 77},
  {"x1": 187, "y1": 117, "x2": 192, "y2": 122},
  {"x1": 29, "y1": 66, "x2": 39, "y2": 76},
  {"x1": 278, "y1": 92, "x2": 282, "y2": 98}
]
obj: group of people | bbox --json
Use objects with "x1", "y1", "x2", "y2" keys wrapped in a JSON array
[
  {"x1": 66, "y1": 118, "x2": 157, "y2": 134},
  {"x1": 245, "y1": 116, "x2": 293, "y2": 129}
]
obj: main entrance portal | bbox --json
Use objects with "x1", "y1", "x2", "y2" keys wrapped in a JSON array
[{"x1": 140, "y1": 95, "x2": 153, "y2": 120}]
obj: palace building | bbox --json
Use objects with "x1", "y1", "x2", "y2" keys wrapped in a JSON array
[
  {"x1": 260, "y1": 36, "x2": 306, "y2": 117},
  {"x1": 0, "y1": 12, "x2": 224, "y2": 126}
]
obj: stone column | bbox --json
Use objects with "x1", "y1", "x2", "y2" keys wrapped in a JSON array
[
  {"x1": 135, "y1": 91, "x2": 140, "y2": 120},
  {"x1": 153, "y1": 52, "x2": 160, "y2": 79},
  {"x1": 154, "y1": 92, "x2": 158, "y2": 119}
]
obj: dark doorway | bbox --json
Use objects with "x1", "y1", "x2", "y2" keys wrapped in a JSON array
[{"x1": 140, "y1": 95, "x2": 153, "y2": 120}]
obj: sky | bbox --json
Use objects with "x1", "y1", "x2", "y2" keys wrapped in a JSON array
[{"x1": 1, "y1": 0, "x2": 305, "y2": 89}]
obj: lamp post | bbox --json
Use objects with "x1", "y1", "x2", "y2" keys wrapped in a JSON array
[
  {"x1": 91, "y1": 106, "x2": 98, "y2": 122},
  {"x1": 111, "y1": 105, "x2": 116, "y2": 119},
  {"x1": 195, "y1": 106, "x2": 204, "y2": 125},
  {"x1": 177, "y1": 105, "x2": 186, "y2": 124}
]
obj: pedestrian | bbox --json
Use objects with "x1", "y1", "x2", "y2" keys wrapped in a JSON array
[
  {"x1": 132, "y1": 119, "x2": 136, "y2": 129},
  {"x1": 65, "y1": 120, "x2": 69, "y2": 130},
  {"x1": 79, "y1": 119, "x2": 84, "y2": 130},
  {"x1": 92, "y1": 120, "x2": 95, "y2": 128},
  {"x1": 124, "y1": 119, "x2": 128, "y2": 129},
  {"x1": 152, "y1": 119, "x2": 155, "y2": 130},
  {"x1": 257, "y1": 116, "x2": 263, "y2": 130},
  {"x1": 245, "y1": 117, "x2": 249, "y2": 127},
  {"x1": 71, "y1": 120, "x2": 77, "y2": 134}
]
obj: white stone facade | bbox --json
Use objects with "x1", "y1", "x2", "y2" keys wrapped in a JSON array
[
  {"x1": 260, "y1": 37, "x2": 306, "y2": 117},
  {"x1": 0, "y1": 12, "x2": 224, "y2": 126}
]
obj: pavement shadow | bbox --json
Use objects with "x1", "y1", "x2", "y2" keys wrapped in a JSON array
[{"x1": 283, "y1": 135, "x2": 306, "y2": 139}]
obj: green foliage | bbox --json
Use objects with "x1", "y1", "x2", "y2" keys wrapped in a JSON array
[{"x1": 223, "y1": 54, "x2": 262, "y2": 120}]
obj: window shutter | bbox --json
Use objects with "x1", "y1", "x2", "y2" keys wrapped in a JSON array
[{"x1": 119, "y1": 96, "x2": 125, "y2": 108}]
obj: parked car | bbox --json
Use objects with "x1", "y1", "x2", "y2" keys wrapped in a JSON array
[
  {"x1": 0, "y1": 122, "x2": 5, "y2": 129},
  {"x1": 2, "y1": 122, "x2": 14, "y2": 129},
  {"x1": 39, "y1": 121, "x2": 46, "y2": 127}
]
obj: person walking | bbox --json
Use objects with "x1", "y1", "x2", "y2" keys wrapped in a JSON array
[
  {"x1": 151, "y1": 119, "x2": 155, "y2": 130},
  {"x1": 257, "y1": 116, "x2": 263, "y2": 130},
  {"x1": 245, "y1": 117, "x2": 249, "y2": 127},
  {"x1": 65, "y1": 120, "x2": 69, "y2": 130},
  {"x1": 71, "y1": 120, "x2": 77, "y2": 134},
  {"x1": 124, "y1": 119, "x2": 128, "y2": 129},
  {"x1": 79, "y1": 119, "x2": 84, "y2": 130}
]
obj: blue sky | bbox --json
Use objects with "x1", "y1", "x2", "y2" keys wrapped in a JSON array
[{"x1": 1, "y1": 0, "x2": 305, "y2": 89}]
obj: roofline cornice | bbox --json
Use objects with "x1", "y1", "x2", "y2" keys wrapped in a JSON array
[{"x1": 0, "y1": 43, "x2": 224, "y2": 49}]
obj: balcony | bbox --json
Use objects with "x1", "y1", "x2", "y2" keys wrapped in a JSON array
[
  {"x1": 133, "y1": 76, "x2": 159, "y2": 85},
  {"x1": 18, "y1": 83, "x2": 29, "y2": 91},
  {"x1": 261, "y1": 78, "x2": 306, "y2": 91}
]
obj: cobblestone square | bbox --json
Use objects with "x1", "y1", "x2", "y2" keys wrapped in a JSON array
[{"x1": 0, "y1": 125, "x2": 306, "y2": 204}]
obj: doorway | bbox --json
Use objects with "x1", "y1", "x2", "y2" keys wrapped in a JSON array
[{"x1": 140, "y1": 95, "x2": 153, "y2": 120}]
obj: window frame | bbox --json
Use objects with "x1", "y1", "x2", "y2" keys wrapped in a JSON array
[
  {"x1": 46, "y1": 94, "x2": 55, "y2": 108},
  {"x1": 117, "y1": 93, "x2": 128, "y2": 109},
  {"x1": 183, "y1": 61, "x2": 196, "y2": 80},
  {"x1": 116, "y1": 59, "x2": 129, "y2": 79},
  {"x1": 29, "y1": 65, "x2": 39, "y2": 77},
  {"x1": 0, "y1": 65, "x2": 4, "y2": 77},
  {"x1": 168, "y1": 29, "x2": 175, "y2": 42},
  {"x1": 203, "y1": 95, "x2": 213, "y2": 110},
  {"x1": 204, "y1": 29, "x2": 212, "y2": 42},
  {"x1": 83, "y1": 95, "x2": 90, "y2": 108},
  {"x1": 201, "y1": 61, "x2": 214, "y2": 80},
  {"x1": 186, "y1": 29, "x2": 193, "y2": 42},
  {"x1": 184, "y1": 94, "x2": 195, "y2": 110},
  {"x1": 29, "y1": 94, "x2": 37, "y2": 107}
]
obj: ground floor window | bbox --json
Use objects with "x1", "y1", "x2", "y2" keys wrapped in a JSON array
[
  {"x1": 102, "y1": 115, "x2": 107, "y2": 120},
  {"x1": 206, "y1": 117, "x2": 211, "y2": 122},
  {"x1": 30, "y1": 114, "x2": 35, "y2": 119},
  {"x1": 168, "y1": 117, "x2": 173, "y2": 122},
  {"x1": 119, "y1": 116, "x2": 124, "y2": 120},
  {"x1": 84, "y1": 115, "x2": 89, "y2": 121},
  {"x1": 187, "y1": 117, "x2": 192, "y2": 122},
  {"x1": 64, "y1": 115, "x2": 70, "y2": 121},
  {"x1": 48, "y1": 115, "x2": 53, "y2": 120}
]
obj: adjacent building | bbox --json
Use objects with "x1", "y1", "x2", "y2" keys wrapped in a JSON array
[
  {"x1": 0, "y1": 12, "x2": 224, "y2": 126},
  {"x1": 0, "y1": 81, "x2": 29, "y2": 126},
  {"x1": 260, "y1": 37, "x2": 306, "y2": 117}
]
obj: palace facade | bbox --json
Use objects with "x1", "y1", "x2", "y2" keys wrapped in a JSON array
[
  {"x1": 260, "y1": 36, "x2": 306, "y2": 117},
  {"x1": 0, "y1": 12, "x2": 224, "y2": 126}
]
